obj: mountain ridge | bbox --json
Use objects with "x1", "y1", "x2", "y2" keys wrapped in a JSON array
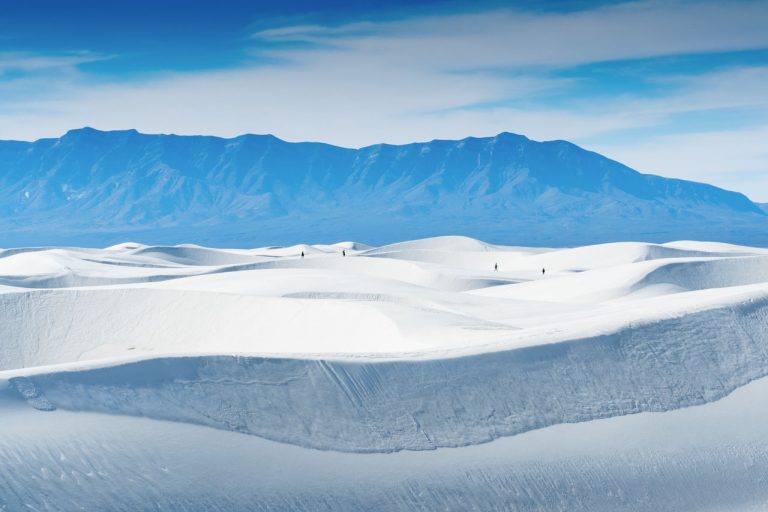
[{"x1": 0, "y1": 127, "x2": 764, "y2": 247}]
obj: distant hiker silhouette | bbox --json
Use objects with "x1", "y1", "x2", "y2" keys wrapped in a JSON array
[
  {"x1": 343, "y1": 249, "x2": 346, "y2": 257},
  {"x1": 301, "y1": 251, "x2": 305, "y2": 258},
  {"x1": 494, "y1": 263, "x2": 498, "y2": 272},
  {"x1": 542, "y1": 268, "x2": 545, "y2": 275}
]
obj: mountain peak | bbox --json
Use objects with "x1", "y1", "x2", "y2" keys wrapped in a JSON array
[
  {"x1": 63, "y1": 127, "x2": 140, "y2": 139},
  {"x1": 492, "y1": 131, "x2": 530, "y2": 142}
]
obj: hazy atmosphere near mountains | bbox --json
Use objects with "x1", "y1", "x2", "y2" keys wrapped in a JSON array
[{"x1": 2, "y1": 1, "x2": 768, "y2": 511}]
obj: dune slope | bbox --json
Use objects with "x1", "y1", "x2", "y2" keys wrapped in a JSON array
[{"x1": 1, "y1": 236, "x2": 767, "y2": 509}]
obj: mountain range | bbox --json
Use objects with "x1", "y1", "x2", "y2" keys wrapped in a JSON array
[{"x1": 0, "y1": 127, "x2": 765, "y2": 247}]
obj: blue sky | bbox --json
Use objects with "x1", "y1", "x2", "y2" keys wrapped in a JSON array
[{"x1": 1, "y1": 0, "x2": 767, "y2": 200}]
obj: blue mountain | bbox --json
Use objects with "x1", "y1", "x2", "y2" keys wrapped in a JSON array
[{"x1": 0, "y1": 127, "x2": 765, "y2": 247}]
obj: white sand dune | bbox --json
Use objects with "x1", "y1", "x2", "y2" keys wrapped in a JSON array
[
  {"x1": 4, "y1": 374, "x2": 768, "y2": 511},
  {"x1": 1, "y1": 236, "x2": 767, "y2": 510}
]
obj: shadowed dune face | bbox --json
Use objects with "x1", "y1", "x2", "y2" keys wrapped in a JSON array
[
  {"x1": 5, "y1": 375, "x2": 768, "y2": 512},
  {"x1": 10, "y1": 293, "x2": 768, "y2": 453}
]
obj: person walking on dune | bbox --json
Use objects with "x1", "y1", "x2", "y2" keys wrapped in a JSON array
[
  {"x1": 494, "y1": 263, "x2": 498, "y2": 272},
  {"x1": 542, "y1": 267, "x2": 545, "y2": 276},
  {"x1": 301, "y1": 251, "x2": 304, "y2": 258},
  {"x1": 343, "y1": 249, "x2": 346, "y2": 257}
]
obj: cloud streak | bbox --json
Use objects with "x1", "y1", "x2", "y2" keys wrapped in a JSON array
[{"x1": 253, "y1": 0, "x2": 768, "y2": 68}]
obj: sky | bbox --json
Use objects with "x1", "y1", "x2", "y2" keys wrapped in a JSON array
[{"x1": 1, "y1": 0, "x2": 767, "y2": 200}]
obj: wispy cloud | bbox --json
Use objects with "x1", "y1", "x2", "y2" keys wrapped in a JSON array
[
  {"x1": 0, "y1": 51, "x2": 108, "y2": 76},
  {"x1": 593, "y1": 125, "x2": 768, "y2": 200},
  {"x1": 253, "y1": 1, "x2": 768, "y2": 68},
  {"x1": 251, "y1": 22, "x2": 381, "y2": 44}
]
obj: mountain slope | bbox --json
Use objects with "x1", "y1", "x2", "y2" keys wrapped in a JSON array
[{"x1": 0, "y1": 128, "x2": 764, "y2": 247}]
